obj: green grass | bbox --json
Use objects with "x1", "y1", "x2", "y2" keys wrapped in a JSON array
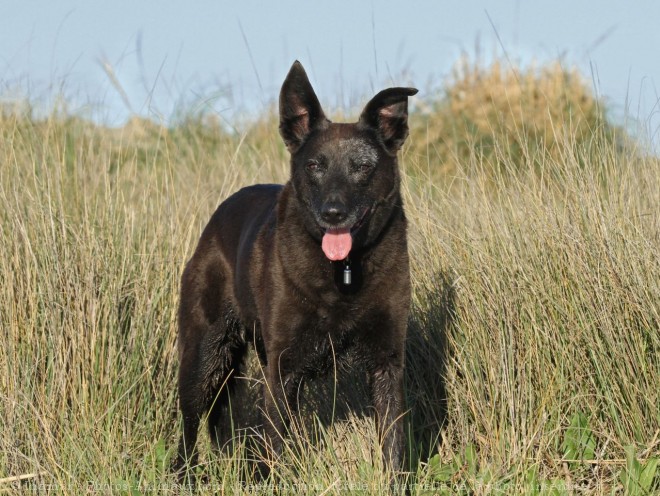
[{"x1": 1, "y1": 62, "x2": 659, "y2": 494}]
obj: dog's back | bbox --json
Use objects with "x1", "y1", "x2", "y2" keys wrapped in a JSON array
[{"x1": 178, "y1": 184, "x2": 281, "y2": 351}]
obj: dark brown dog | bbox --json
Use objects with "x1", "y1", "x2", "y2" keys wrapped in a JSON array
[{"x1": 173, "y1": 60, "x2": 416, "y2": 478}]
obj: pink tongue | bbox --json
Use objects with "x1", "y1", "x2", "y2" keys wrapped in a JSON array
[{"x1": 322, "y1": 228, "x2": 352, "y2": 261}]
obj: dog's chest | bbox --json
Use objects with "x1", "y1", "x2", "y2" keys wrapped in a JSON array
[
  {"x1": 301, "y1": 284, "x2": 372, "y2": 331},
  {"x1": 292, "y1": 309, "x2": 361, "y2": 376}
]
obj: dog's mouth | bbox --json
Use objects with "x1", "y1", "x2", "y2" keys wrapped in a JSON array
[{"x1": 320, "y1": 207, "x2": 371, "y2": 261}]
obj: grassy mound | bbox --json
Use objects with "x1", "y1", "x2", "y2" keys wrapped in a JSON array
[{"x1": 411, "y1": 57, "x2": 624, "y2": 177}]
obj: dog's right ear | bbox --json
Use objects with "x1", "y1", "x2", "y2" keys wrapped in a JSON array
[{"x1": 279, "y1": 61, "x2": 327, "y2": 153}]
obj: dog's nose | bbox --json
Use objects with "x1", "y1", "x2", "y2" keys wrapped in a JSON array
[{"x1": 321, "y1": 200, "x2": 348, "y2": 224}]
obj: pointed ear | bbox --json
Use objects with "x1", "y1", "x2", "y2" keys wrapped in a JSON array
[
  {"x1": 359, "y1": 87, "x2": 418, "y2": 153},
  {"x1": 279, "y1": 61, "x2": 327, "y2": 153}
]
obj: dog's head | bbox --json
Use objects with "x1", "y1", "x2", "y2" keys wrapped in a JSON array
[{"x1": 279, "y1": 61, "x2": 417, "y2": 261}]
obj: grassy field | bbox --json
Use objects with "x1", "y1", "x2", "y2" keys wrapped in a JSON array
[{"x1": 1, "y1": 61, "x2": 658, "y2": 494}]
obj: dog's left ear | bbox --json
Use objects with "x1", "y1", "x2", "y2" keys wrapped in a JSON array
[
  {"x1": 359, "y1": 87, "x2": 418, "y2": 154},
  {"x1": 279, "y1": 61, "x2": 327, "y2": 153}
]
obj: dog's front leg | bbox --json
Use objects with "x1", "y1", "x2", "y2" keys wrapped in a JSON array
[
  {"x1": 369, "y1": 360, "x2": 405, "y2": 472},
  {"x1": 263, "y1": 361, "x2": 302, "y2": 458}
]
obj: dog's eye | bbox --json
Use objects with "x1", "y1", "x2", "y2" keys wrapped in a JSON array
[{"x1": 357, "y1": 162, "x2": 374, "y2": 173}]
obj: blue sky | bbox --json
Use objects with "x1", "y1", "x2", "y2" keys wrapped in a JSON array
[{"x1": 2, "y1": 1, "x2": 659, "y2": 145}]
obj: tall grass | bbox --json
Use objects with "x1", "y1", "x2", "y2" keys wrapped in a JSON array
[{"x1": 0, "y1": 60, "x2": 658, "y2": 494}]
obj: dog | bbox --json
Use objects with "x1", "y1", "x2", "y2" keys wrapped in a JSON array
[{"x1": 173, "y1": 60, "x2": 416, "y2": 478}]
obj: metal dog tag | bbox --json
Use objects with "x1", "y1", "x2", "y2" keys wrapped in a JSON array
[{"x1": 343, "y1": 264, "x2": 352, "y2": 285}]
